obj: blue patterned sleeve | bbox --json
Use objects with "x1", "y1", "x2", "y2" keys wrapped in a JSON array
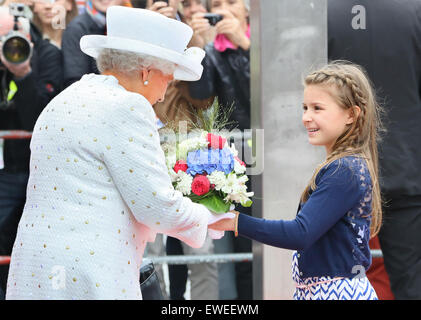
[{"x1": 238, "y1": 159, "x2": 364, "y2": 250}]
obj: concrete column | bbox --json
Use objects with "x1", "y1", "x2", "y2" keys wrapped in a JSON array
[{"x1": 250, "y1": 0, "x2": 327, "y2": 299}]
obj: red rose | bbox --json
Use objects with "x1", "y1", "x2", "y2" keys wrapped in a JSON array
[
  {"x1": 235, "y1": 156, "x2": 246, "y2": 167},
  {"x1": 207, "y1": 133, "x2": 226, "y2": 149},
  {"x1": 191, "y1": 175, "x2": 211, "y2": 196},
  {"x1": 173, "y1": 160, "x2": 188, "y2": 173}
]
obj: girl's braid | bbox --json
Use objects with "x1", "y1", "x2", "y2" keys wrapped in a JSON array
[
  {"x1": 309, "y1": 70, "x2": 368, "y2": 156},
  {"x1": 304, "y1": 69, "x2": 369, "y2": 167}
]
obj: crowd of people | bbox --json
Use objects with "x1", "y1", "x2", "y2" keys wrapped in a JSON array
[{"x1": 0, "y1": 0, "x2": 420, "y2": 300}]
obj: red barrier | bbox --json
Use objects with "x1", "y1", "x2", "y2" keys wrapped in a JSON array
[
  {"x1": 0, "y1": 256, "x2": 11, "y2": 265},
  {"x1": 0, "y1": 131, "x2": 32, "y2": 140}
]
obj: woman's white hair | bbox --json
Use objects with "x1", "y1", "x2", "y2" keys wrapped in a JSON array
[{"x1": 96, "y1": 48, "x2": 177, "y2": 76}]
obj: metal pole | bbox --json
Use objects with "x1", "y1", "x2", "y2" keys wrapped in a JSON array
[
  {"x1": 147, "y1": 253, "x2": 253, "y2": 265},
  {"x1": 250, "y1": 0, "x2": 328, "y2": 299},
  {"x1": 0, "y1": 250, "x2": 383, "y2": 266}
]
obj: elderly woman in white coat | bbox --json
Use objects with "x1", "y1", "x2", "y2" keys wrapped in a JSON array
[{"x1": 6, "y1": 6, "x2": 231, "y2": 300}]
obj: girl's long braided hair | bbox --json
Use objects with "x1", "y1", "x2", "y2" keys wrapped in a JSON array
[{"x1": 300, "y1": 61, "x2": 384, "y2": 237}]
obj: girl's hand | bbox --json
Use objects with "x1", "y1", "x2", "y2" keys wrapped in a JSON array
[
  {"x1": 208, "y1": 210, "x2": 238, "y2": 232},
  {"x1": 212, "y1": 9, "x2": 250, "y2": 50}
]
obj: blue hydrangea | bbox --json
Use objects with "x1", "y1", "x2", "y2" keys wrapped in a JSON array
[{"x1": 186, "y1": 148, "x2": 234, "y2": 176}]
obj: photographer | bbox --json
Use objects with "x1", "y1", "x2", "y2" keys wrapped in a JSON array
[
  {"x1": 0, "y1": 5, "x2": 62, "y2": 299},
  {"x1": 189, "y1": 0, "x2": 250, "y2": 131}
]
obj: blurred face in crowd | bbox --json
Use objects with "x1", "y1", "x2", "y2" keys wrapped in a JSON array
[
  {"x1": 182, "y1": 0, "x2": 206, "y2": 22},
  {"x1": 92, "y1": 0, "x2": 125, "y2": 13},
  {"x1": 32, "y1": 0, "x2": 73, "y2": 27},
  {"x1": 210, "y1": 0, "x2": 248, "y2": 28}
]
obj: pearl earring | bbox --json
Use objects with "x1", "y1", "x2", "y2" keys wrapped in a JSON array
[{"x1": 144, "y1": 80, "x2": 149, "y2": 86}]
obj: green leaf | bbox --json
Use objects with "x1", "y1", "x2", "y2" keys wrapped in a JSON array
[
  {"x1": 197, "y1": 194, "x2": 230, "y2": 214},
  {"x1": 241, "y1": 200, "x2": 253, "y2": 208}
]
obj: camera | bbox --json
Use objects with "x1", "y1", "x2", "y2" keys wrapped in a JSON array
[
  {"x1": 9, "y1": 2, "x2": 27, "y2": 17},
  {"x1": 1, "y1": 3, "x2": 32, "y2": 65},
  {"x1": 204, "y1": 13, "x2": 223, "y2": 26}
]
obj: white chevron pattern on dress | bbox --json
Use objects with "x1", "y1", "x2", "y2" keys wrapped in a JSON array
[{"x1": 291, "y1": 252, "x2": 378, "y2": 300}]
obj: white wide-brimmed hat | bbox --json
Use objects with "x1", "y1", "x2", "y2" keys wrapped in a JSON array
[{"x1": 80, "y1": 6, "x2": 205, "y2": 81}]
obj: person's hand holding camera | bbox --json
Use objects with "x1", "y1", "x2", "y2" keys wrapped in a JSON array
[
  {"x1": 213, "y1": 9, "x2": 250, "y2": 51},
  {"x1": 189, "y1": 12, "x2": 215, "y2": 48},
  {"x1": 0, "y1": 46, "x2": 32, "y2": 79},
  {"x1": 148, "y1": 1, "x2": 176, "y2": 19},
  {"x1": 190, "y1": 12, "x2": 210, "y2": 34}
]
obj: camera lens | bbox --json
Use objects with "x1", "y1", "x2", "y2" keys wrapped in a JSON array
[{"x1": 2, "y1": 35, "x2": 31, "y2": 64}]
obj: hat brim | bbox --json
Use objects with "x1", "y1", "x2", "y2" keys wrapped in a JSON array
[{"x1": 80, "y1": 35, "x2": 203, "y2": 81}]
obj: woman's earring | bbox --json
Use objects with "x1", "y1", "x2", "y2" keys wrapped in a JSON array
[{"x1": 144, "y1": 80, "x2": 149, "y2": 86}]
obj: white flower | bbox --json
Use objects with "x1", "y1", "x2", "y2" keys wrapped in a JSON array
[
  {"x1": 225, "y1": 192, "x2": 254, "y2": 206},
  {"x1": 166, "y1": 152, "x2": 177, "y2": 170},
  {"x1": 161, "y1": 142, "x2": 176, "y2": 154},
  {"x1": 175, "y1": 171, "x2": 193, "y2": 195},
  {"x1": 227, "y1": 143, "x2": 238, "y2": 157},
  {"x1": 177, "y1": 132, "x2": 209, "y2": 159},
  {"x1": 208, "y1": 171, "x2": 227, "y2": 191},
  {"x1": 221, "y1": 173, "x2": 238, "y2": 194},
  {"x1": 221, "y1": 173, "x2": 253, "y2": 205},
  {"x1": 234, "y1": 158, "x2": 246, "y2": 174},
  {"x1": 168, "y1": 168, "x2": 179, "y2": 183},
  {"x1": 161, "y1": 142, "x2": 177, "y2": 169}
]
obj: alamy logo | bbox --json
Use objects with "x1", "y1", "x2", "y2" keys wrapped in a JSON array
[
  {"x1": 351, "y1": 265, "x2": 366, "y2": 279},
  {"x1": 351, "y1": 5, "x2": 366, "y2": 30},
  {"x1": 51, "y1": 5, "x2": 67, "y2": 30}
]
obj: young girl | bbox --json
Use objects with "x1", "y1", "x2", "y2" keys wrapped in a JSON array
[{"x1": 209, "y1": 61, "x2": 383, "y2": 300}]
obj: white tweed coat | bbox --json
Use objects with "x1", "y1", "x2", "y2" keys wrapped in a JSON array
[{"x1": 6, "y1": 74, "x2": 212, "y2": 300}]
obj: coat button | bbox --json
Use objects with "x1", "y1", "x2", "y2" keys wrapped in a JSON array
[
  {"x1": 297, "y1": 253, "x2": 301, "y2": 258},
  {"x1": 299, "y1": 272, "x2": 303, "y2": 276}
]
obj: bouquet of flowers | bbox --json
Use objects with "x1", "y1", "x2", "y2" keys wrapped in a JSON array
[{"x1": 160, "y1": 101, "x2": 253, "y2": 214}]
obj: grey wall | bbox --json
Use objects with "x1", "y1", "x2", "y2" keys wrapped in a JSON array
[{"x1": 250, "y1": 0, "x2": 327, "y2": 299}]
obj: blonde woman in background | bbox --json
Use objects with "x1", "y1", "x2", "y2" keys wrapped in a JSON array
[{"x1": 31, "y1": 0, "x2": 79, "y2": 49}]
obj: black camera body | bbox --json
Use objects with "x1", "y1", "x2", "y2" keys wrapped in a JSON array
[
  {"x1": 1, "y1": 3, "x2": 32, "y2": 65},
  {"x1": 204, "y1": 13, "x2": 223, "y2": 26}
]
